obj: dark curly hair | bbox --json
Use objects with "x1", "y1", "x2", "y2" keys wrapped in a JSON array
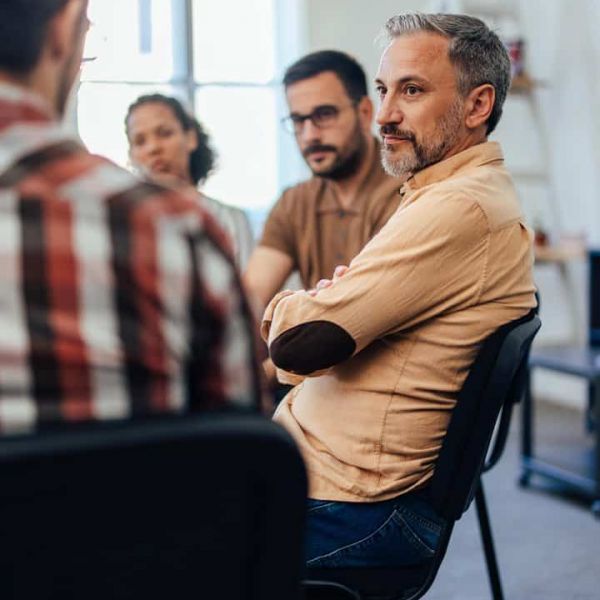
[{"x1": 125, "y1": 93, "x2": 217, "y2": 185}]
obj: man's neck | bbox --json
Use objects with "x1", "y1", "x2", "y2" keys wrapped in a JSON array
[
  {"x1": 0, "y1": 69, "x2": 55, "y2": 118},
  {"x1": 438, "y1": 129, "x2": 488, "y2": 165},
  {"x1": 328, "y1": 135, "x2": 375, "y2": 210}
]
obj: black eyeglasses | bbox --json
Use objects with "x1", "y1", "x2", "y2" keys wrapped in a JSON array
[{"x1": 281, "y1": 103, "x2": 357, "y2": 135}]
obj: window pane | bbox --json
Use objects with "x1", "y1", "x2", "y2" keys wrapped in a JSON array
[
  {"x1": 192, "y1": 0, "x2": 276, "y2": 83},
  {"x1": 83, "y1": 0, "x2": 180, "y2": 83},
  {"x1": 196, "y1": 87, "x2": 278, "y2": 210},
  {"x1": 78, "y1": 83, "x2": 179, "y2": 167}
]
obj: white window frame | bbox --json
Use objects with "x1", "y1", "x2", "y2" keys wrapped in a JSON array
[{"x1": 77, "y1": 0, "x2": 309, "y2": 211}]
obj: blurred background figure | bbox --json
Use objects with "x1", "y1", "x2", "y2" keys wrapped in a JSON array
[
  {"x1": 244, "y1": 50, "x2": 402, "y2": 310},
  {"x1": 125, "y1": 93, "x2": 254, "y2": 269},
  {"x1": 243, "y1": 50, "x2": 402, "y2": 396},
  {"x1": 0, "y1": 0, "x2": 261, "y2": 433}
]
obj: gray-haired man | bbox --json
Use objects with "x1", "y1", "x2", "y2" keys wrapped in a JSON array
[{"x1": 262, "y1": 13, "x2": 536, "y2": 568}]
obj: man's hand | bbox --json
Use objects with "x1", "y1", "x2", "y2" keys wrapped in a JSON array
[{"x1": 308, "y1": 265, "x2": 349, "y2": 296}]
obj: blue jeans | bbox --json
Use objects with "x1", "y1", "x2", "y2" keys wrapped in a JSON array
[{"x1": 305, "y1": 489, "x2": 445, "y2": 568}]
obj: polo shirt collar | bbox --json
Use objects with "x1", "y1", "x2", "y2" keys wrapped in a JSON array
[
  {"x1": 317, "y1": 193, "x2": 361, "y2": 215},
  {"x1": 403, "y1": 141, "x2": 504, "y2": 194}
]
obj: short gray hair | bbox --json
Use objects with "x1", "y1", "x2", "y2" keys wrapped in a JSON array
[{"x1": 384, "y1": 13, "x2": 511, "y2": 134}]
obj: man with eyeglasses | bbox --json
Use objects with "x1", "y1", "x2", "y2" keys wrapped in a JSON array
[{"x1": 244, "y1": 50, "x2": 402, "y2": 310}]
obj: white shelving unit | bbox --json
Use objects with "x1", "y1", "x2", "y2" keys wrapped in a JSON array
[{"x1": 437, "y1": 0, "x2": 585, "y2": 344}]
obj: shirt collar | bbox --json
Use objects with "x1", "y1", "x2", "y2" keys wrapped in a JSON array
[
  {"x1": 402, "y1": 141, "x2": 504, "y2": 195},
  {"x1": 0, "y1": 82, "x2": 77, "y2": 178},
  {"x1": 0, "y1": 82, "x2": 54, "y2": 123}
]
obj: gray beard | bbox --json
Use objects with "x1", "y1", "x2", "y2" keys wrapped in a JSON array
[
  {"x1": 381, "y1": 135, "x2": 455, "y2": 177},
  {"x1": 380, "y1": 101, "x2": 463, "y2": 178}
]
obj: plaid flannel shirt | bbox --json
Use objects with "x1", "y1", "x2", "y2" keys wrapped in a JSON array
[{"x1": 0, "y1": 83, "x2": 261, "y2": 433}]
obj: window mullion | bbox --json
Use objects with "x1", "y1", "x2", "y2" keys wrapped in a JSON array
[
  {"x1": 183, "y1": 0, "x2": 196, "y2": 108},
  {"x1": 171, "y1": 0, "x2": 195, "y2": 107}
]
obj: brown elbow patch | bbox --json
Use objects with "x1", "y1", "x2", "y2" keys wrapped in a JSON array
[{"x1": 270, "y1": 321, "x2": 356, "y2": 375}]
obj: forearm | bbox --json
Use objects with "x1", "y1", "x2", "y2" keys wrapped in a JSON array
[
  {"x1": 261, "y1": 289, "x2": 357, "y2": 375},
  {"x1": 243, "y1": 245, "x2": 294, "y2": 309},
  {"x1": 260, "y1": 196, "x2": 489, "y2": 376}
]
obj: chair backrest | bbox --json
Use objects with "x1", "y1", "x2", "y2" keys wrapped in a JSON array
[
  {"x1": 430, "y1": 310, "x2": 541, "y2": 521},
  {"x1": 0, "y1": 413, "x2": 307, "y2": 600}
]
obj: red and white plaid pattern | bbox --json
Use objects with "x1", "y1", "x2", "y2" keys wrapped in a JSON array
[{"x1": 0, "y1": 83, "x2": 261, "y2": 433}]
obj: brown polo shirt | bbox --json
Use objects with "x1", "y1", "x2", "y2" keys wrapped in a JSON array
[
  {"x1": 261, "y1": 141, "x2": 537, "y2": 502},
  {"x1": 259, "y1": 138, "x2": 401, "y2": 288}
]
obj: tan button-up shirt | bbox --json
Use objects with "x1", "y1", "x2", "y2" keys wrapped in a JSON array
[
  {"x1": 261, "y1": 141, "x2": 536, "y2": 502},
  {"x1": 259, "y1": 139, "x2": 401, "y2": 288}
]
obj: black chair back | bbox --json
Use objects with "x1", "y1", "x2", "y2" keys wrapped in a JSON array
[
  {"x1": 430, "y1": 310, "x2": 541, "y2": 521},
  {"x1": 305, "y1": 310, "x2": 541, "y2": 599},
  {"x1": 0, "y1": 413, "x2": 307, "y2": 600}
]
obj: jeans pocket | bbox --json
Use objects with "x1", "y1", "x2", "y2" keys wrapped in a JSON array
[
  {"x1": 307, "y1": 506, "x2": 441, "y2": 568},
  {"x1": 392, "y1": 505, "x2": 442, "y2": 559}
]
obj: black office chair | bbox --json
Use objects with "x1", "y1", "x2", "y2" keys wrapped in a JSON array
[
  {"x1": 304, "y1": 310, "x2": 541, "y2": 600},
  {"x1": 0, "y1": 412, "x2": 307, "y2": 600}
]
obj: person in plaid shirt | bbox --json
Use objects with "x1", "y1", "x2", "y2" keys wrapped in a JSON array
[{"x1": 0, "y1": 0, "x2": 262, "y2": 433}]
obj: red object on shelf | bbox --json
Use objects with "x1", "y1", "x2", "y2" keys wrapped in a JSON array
[
  {"x1": 505, "y1": 38, "x2": 525, "y2": 78},
  {"x1": 534, "y1": 228, "x2": 548, "y2": 247}
]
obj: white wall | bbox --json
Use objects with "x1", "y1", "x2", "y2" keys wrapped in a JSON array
[
  {"x1": 305, "y1": 1, "x2": 434, "y2": 92},
  {"x1": 304, "y1": 0, "x2": 600, "y2": 239},
  {"x1": 513, "y1": 0, "x2": 599, "y2": 406},
  {"x1": 302, "y1": 0, "x2": 600, "y2": 407}
]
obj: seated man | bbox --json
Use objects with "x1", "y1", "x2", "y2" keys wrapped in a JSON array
[
  {"x1": 244, "y1": 50, "x2": 402, "y2": 308},
  {"x1": 0, "y1": 0, "x2": 261, "y2": 433},
  {"x1": 262, "y1": 13, "x2": 536, "y2": 567},
  {"x1": 246, "y1": 50, "x2": 402, "y2": 393}
]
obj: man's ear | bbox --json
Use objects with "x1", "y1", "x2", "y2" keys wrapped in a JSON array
[
  {"x1": 46, "y1": 0, "x2": 83, "y2": 62},
  {"x1": 464, "y1": 83, "x2": 495, "y2": 131},
  {"x1": 357, "y1": 96, "x2": 374, "y2": 133}
]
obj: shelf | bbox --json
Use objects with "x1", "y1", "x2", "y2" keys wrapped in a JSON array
[
  {"x1": 534, "y1": 242, "x2": 586, "y2": 264},
  {"x1": 509, "y1": 169, "x2": 548, "y2": 181},
  {"x1": 509, "y1": 73, "x2": 547, "y2": 95}
]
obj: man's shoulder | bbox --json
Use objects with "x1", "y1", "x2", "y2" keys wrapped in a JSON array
[
  {"x1": 259, "y1": 176, "x2": 323, "y2": 250},
  {"x1": 50, "y1": 148, "x2": 210, "y2": 231},
  {"x1": 273, "y1": 176, "x2": 324, "y2": 212},
  {"x1": 431, "y1": 163, "x2": 521, "y2": 230}
]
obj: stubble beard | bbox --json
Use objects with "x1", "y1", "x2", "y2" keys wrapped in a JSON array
[
  {"x1": 305, "y1": 118, "x2": 368, "y2": 182},
  {"x1": 380, "y1": 98, "x2": 464, "y2": 178}
]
